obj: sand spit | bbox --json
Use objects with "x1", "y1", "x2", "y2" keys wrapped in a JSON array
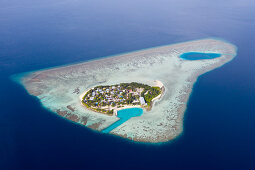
[{"x1": 17, "y1": 38, "x2": 237, "y2": 143}]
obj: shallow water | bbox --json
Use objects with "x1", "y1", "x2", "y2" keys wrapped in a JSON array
[
  {"x1": 180, "y1": 52, "x2": 221, "y2": 60},
  {"x1": 1, "y1": 0, "x2": 255, "y2": 169},
  {"x1": 102, "y1": 108, "x2": 143, "y2": 133}
]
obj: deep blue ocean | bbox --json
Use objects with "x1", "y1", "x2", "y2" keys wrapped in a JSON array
[{"x1": 1, "y1": 0, "x2": 255, "y2": 169}]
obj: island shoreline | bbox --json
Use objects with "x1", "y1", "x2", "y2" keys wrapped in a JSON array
[{"x1": 79, "y1": 80, "x2": 165, "y2": 116}]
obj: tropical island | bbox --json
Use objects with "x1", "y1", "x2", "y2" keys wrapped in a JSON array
[
  {"x1": 14, "y1": 38, "x2": 237, "y2": 143},
  {"x1": 81, "y1": 82, "x2": 163, "y2": 116}
]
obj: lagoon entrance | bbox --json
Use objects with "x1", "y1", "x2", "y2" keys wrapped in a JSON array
[
  {"x1": 102, "y1": 108, "x2": 143, "y2": 133},
  {"x1": 180, "y1": 52, "x2": 221, "y2": 60}
]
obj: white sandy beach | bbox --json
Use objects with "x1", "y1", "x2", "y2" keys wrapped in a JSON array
[{"x1": 79, "y1": 79, "x2": 164, "y2": 116}]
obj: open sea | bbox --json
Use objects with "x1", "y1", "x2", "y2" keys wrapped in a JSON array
[{"x1": 1, "y1": 0, "x2": 255, "y2": 169}]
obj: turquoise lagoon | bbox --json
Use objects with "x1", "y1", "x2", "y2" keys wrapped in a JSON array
[
  {"x1": 102, "y1": 108, "x2": 143, "y2": 133},
  {"x1": 180, "y1": 52, "x2": 221, "y2": 60}
]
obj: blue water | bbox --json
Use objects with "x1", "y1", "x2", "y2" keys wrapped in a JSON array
[
  {"x1": 180, "y1": 52, "x2": 221, "y2": 60},
  {"x1": 1, "y1": 0, "x2": 255, "y2": 169},
  {"x1": 102, "y1": 108, "x2": 143, "y2": 133}
]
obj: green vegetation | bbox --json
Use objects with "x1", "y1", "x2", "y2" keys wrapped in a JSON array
[
  {"x1": 142, "y1": 86, "x2": 161, "y2": 106},
  {"x1": 81, "y1": 82, "x2": 161, "y2": 115}
]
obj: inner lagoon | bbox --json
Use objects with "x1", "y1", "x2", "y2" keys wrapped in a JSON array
[
  {"x1": 102, "y1": 108, "x2": 143, "y2": 133},
  {"x1": 180, "y1": 52, "x2": 221, "y2": 60}
]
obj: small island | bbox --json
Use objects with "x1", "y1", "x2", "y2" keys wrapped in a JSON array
[{"x1": 81, "y1": 82, "x2": 163, "y2": 116}]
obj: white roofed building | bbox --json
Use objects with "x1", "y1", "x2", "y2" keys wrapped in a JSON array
[{"x1": 139, "y1": 97, "x2": 146, "y2": 105}]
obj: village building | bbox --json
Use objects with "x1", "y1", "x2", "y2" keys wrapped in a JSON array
[{"x1": 139, "y1": 97, "x2": 146, "y2": 105}]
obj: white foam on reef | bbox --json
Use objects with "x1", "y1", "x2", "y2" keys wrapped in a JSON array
[{"x1": 16, "y1": 38, "x2": 237, "y2": 143}]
